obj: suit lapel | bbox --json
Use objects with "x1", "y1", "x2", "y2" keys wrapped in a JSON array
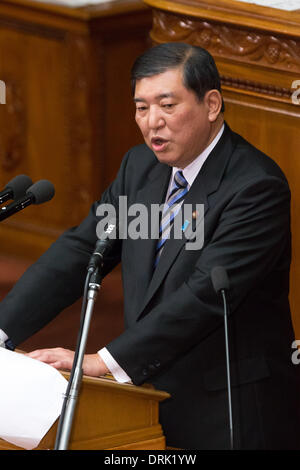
[
  {"x1": 131, "y1": 162, "x2": 171, "y2": 307},
  {"x1": 136, "y1": 123, "x2": 236, "y2": 319}
]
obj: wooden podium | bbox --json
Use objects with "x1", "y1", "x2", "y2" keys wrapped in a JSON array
[{"x1": 0, "y1": 372, "x2": 170, "y2": 450}]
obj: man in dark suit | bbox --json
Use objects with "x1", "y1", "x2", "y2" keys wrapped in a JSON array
[{"x1": 0, "y1": 43, "x2": 299, "y2": 449}]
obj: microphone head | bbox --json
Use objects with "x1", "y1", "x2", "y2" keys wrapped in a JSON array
[
  {"x1": 5, "y1": 174, "x2": 33, "y2": 199},
  {"x1": 95, "y1": 218, "x2": 118, "y2": 254},
  {"x1": 26, "y1": 180, "x2": 55, "y2": 204},
  {"x1": 88, "y1": 219, "x2": 118, "y2": 272},
  {"x1": 211, "y1": 266, "x2": 230, "y2": 293},
  {"x1": 98, "y1": 218, "x2": 118, "y2": 241}
]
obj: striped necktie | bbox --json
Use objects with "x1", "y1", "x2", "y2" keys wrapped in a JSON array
[{"x1": 154, "y1": 170, "x2": 189, "y2": 267}]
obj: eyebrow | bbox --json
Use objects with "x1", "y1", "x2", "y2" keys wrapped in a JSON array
[{"x1": 134, "y1": 92, "x2": 176, "y2": 103}]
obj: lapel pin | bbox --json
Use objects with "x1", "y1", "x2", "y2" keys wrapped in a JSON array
[{"x1": 182, "y1": 220, "x2": 190, "y2": 232}]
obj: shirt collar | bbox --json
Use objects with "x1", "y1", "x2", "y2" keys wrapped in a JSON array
[{"x1": 172, "y1": 123, "x2": 225, "y2": 188}]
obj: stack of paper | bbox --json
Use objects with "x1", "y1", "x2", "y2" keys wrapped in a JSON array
[{"x1": 0, "y1": 348, "x2": 67, "y2": 450}]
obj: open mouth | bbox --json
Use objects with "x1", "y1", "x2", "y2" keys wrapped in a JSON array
[{"x1": 151, "y1": 137, "x2": 169, "y2": 152}]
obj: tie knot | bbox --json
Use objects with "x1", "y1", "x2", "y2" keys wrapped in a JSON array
[{"x1": 174, "y1": 170, "x2": 188, "y2": 189}]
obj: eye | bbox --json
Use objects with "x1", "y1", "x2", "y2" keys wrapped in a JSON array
[
  {"x1": 136, "y1": 105, "x2": 147, "y2": 112},
  {"x1": 162, "y1": 103, "x2": 175, "y2": 110}
]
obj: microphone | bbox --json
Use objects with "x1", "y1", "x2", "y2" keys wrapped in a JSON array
[
  {"x1": 88, "y1": 218, "x2": 118, "y2": 273},
  {"x1": 0, "y1": 174, "x2": 33, "y2": 205},
  {"x1": 55, "y1": 218, "x2": 118, "y2": 449},
  {"x1": 0, "y1": 179, "x2": 55, "y2": 222},
  {"x1": 211, "y1": 265, "x2": 230, "y2": 293},
  {"x1": 211, "y1": 266, "x2": 234, "y2": 450}
]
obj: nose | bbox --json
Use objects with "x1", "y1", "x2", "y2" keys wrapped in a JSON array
[{"x1": 148, "y1": 105, "x2": 165, "y2": 130}]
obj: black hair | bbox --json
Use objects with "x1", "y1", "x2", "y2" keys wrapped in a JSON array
[{"x1": 131, "y1": 42, "x2": 224, "y2": 112}]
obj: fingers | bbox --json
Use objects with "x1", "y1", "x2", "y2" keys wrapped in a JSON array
[
  {"x1": 25, "y1": 349, "x2": 110, "y2": 377},
  {"x1": 26, "y1": 347, "x2": 75, "y2": 371}
]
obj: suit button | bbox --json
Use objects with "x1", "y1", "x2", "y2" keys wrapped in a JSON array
[
  {"x1": 142, "y1": 368, "x2": 148, "y2": 376},
  {"x1": 154, "y1": 360, "x2": 160, "y2": 368}
]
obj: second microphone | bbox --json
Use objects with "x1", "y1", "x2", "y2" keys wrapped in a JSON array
[{"x1": 0, "y1": 180, "x2": 55, "y2": 222}]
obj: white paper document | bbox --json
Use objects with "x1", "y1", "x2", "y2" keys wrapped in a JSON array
[
  {"x1": 236, "y1": 0, "x2": 300, "y2": 10},
  {"x1": 0, "y1": 348, "x2": 68, "y2": 450},
  {"x1": 30, "y1": 0, "x2": 117, "y2": 7}
]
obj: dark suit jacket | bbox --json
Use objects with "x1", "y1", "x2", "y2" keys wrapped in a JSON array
[{"x1": 1, "y1": 123, "x2": 299, "y2": 449}]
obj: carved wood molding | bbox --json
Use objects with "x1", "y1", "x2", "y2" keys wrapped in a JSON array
[
  {"x1": 151, "y1": 9, "x2": 300, "y2": 73},
  {"x1": 220, "y1": 74, "x2": 292, "y2": 100}
]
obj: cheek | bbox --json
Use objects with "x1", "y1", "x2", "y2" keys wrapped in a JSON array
[
  {"x1": 170, "y1": 116, "x2": 201, "y2": 144},
  {"x1": 168, "y1": 109, "x2": 199, "y2": 133},
  {"x1": 182, "y1": 111, "x2": 207, "y2": 135},
  {"x1": 135, "y1": 116, "x2": 148, "y2": 137}
]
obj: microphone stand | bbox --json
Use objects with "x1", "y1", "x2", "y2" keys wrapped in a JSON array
[
  {"x1": 54, "y1": 267, "x2": 102, "y2": 450},
  {"x1": 221, "y1": 288, "x2": 234, "y2": 450},
  {"x1": 0, "y1": 196, "x2": 33, "y2": 222}
]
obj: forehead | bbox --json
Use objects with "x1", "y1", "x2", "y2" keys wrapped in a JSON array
[{"x1": 134, "y1": 68, "x2": 189, "y2": 100}]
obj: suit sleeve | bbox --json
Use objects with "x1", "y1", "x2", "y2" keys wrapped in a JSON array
[
  {"x1": 0, "y1": 151, "x2": 131, "y2": 346},
  {"x1": 105, "y1": 175, "x2": 291, "y2": 385}
]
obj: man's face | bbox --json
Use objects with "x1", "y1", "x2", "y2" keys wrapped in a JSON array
[{"x1": 134, "y1": 67, "x2": 221, "y2": 168}]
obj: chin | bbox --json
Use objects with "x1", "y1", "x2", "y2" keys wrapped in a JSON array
[
  {"x1": 154, "y1": 152, "x2": 181, "y2": 167},
  {"x1": 156, "y1": 156, "x2": 178, "y2": 167}
]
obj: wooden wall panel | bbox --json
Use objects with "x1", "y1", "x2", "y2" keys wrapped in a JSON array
[{"x1": 0, "y1": 0, "x2": 151, "y2": 259}]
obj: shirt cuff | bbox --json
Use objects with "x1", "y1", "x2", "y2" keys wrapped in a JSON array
[
  {"x1": 0, "y1": 329, "x2": 8, "y2": 342},
  {"x1": 98, "y1": 347, "x2": 132, "y2": 384},
  {"x1": 0, "y1": 329, "x2": 8, "y2": 346}
]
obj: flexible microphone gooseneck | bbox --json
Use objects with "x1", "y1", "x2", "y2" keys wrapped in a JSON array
[{"x1": 211, "y1": 266, "x2": 234, "y2": 450}]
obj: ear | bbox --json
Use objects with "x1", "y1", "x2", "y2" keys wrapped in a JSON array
[{"x1": 204, "y1": 90, "x2": 223, "y2": 122}]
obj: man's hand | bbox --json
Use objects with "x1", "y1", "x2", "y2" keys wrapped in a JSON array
[{"x1": 26, "y1": 347, "x2": 109, "y2": 377}]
